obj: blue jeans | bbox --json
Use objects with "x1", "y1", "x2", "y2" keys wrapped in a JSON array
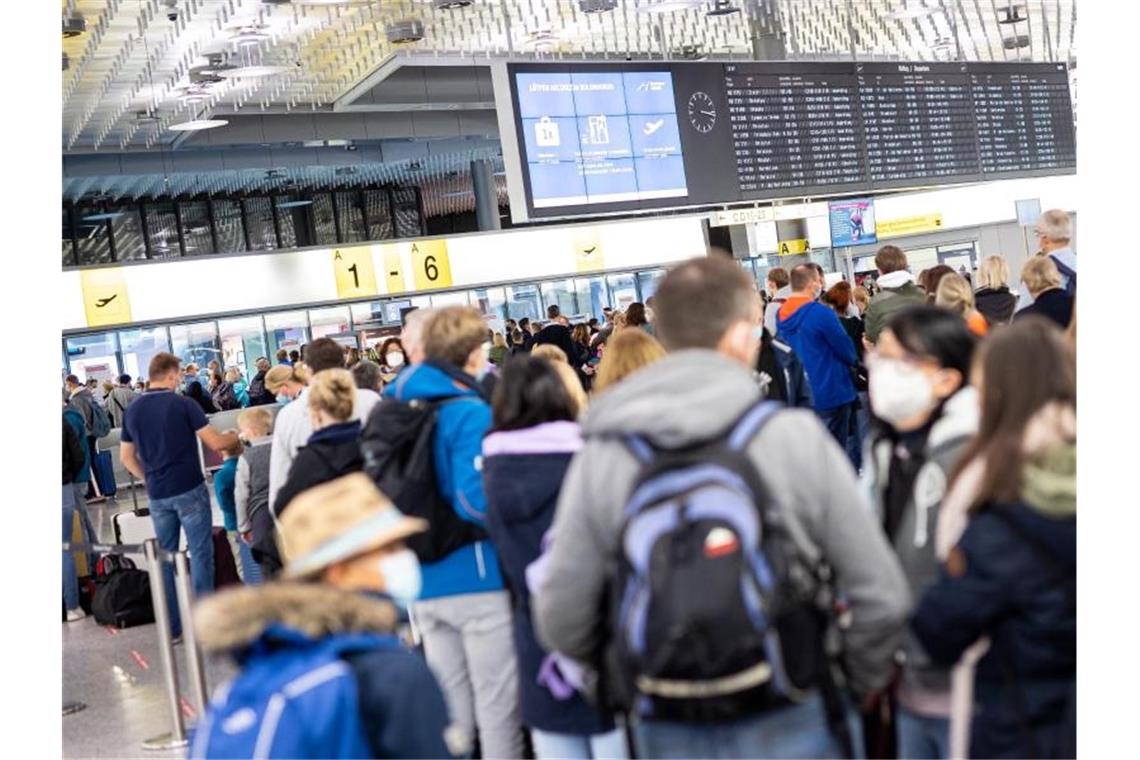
[
  {"x1": 633, "y1": 695, "x2": 865, "y2": 759},
  {"x1": 818, "y1": 401, "x2": 862, "y2": 472},
  {"x1": 148, "y1": 482, "x2": 214, "y2": 637},
  {"x1": 896, "y1": 706, "x2": 949, "y2": 760},
  {"x1": 530, "y1": 727, "x2": 627, "y2": 759},
  {"x1": 238, "y1": 539, "x2": 262, "y2": 585},
  {"x1": 63, "y1": 485, "x2": 80, "y2": 611}
]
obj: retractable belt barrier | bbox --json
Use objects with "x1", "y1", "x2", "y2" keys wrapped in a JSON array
[{"x1": 64, "y1": 537, "x2": 209, "y2": 751}]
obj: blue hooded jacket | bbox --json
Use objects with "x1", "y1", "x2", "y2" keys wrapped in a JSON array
[
  {"x1": 776, "y1": 297, "x2": 858, "y2": 412},
  {"x1": 385, "y1": 361, "x2": 505, "y2": 600}
]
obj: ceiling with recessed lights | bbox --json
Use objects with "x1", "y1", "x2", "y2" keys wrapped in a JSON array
[{"x1": 61, "y1": 0, "x2": 1075, "y2": 213}]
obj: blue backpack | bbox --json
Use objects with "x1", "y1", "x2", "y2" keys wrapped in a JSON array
[
  {"x1": 189, "y1": 628, "x2": 397, "y2": 759},
  {"x1": 606, "y1": 401, "x2": 841, "y2": 725}
]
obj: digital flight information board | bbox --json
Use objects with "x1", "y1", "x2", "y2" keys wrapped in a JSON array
[{"x1": 503, "y1": 60, "x2": 1075, "y2": 221}]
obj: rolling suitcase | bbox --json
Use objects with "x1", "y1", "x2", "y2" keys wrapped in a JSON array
[
  {"x1": 92, "y1": 450, "x2": 118, "y2": 498},
  {"x1": 112, "y1": 507, "x2": 156, "y2": 565}
]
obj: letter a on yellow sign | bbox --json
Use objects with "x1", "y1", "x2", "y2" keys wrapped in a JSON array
[
  {"x1": 81, "y1": 268, "x2": 132, "y2": 327},
  {"x1": 411, "y1": 240, "x2": 453, "y2": 290},
  {"x1": 332, "y1": 247, "x2": 379, "y2": 299}
]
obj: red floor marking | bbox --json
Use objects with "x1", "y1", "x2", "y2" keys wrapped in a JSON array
[
  {"x1": 129, "y1": 649, "x2": 150, "y2": 671},
  {"x1": 104, "y1": 626, "x2": 120, "y2": 636},
  {"x1": 180, "y1": 696, "x2": 196, "y2": 719}
]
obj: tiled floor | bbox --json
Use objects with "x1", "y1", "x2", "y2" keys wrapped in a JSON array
[{"x1": 64, "y1": 486, "x2": 237, "y2": 759}]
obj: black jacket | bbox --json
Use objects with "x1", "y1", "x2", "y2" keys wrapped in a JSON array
[
  {"x1": 273, "y1": 421, "x2": 363, "y2": 516},
  {"x1": 63, "y1": 418, "x2": 85, "y2": 485},
  {"x1": 1015, "y1": 288, "x2": 1074, "y2": 329},
  {"x1": 247, "y1": 370, "x2": 275, "y2": 406},
  {"x1": 975, "y1": 287, "x2": 1018, "y2": 326},
  {"x1": 913, "y1": 502, "x2": 1075, "y2": 758},
  {"x1": 535, "y1": 323, "x2": 575, "y2": 360}
]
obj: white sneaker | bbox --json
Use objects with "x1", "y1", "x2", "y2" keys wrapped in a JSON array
[{"x1": 65, "y1": 608, "x2": 87, "y2": 623}]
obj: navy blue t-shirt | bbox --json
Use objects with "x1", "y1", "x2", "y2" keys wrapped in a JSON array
[{"x1": 121, "y1": 389, "x2": 209, "y2": 500}]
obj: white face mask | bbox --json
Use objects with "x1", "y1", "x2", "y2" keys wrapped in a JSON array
[
  {"x1": 378, "y1": 549, "x2": 421, "y2": 609},
  {"x1": 385, "y1": 351, "x2": 405, "y2": 368},
  {"x1": 869, "y1": 358, "x2": 935, "y2": 427}
]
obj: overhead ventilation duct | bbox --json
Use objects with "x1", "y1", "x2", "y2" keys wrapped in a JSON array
[
  {"x1": 434, "y1": 0, "x2": 474, "y2": 8},
  {"x1": 386, "y1": 20, "x2": 425, "y2": 44},
  {"x1": 1003, "y1": 34, "x2": 1031, "y2": 50},
  {"x1": 62, "y1": 14, "x2": 86, "y2": 38}
]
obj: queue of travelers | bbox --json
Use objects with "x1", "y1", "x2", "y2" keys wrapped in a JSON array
[{"x1": 62, "y1": 210, "x2": 1075, "y2": 760}]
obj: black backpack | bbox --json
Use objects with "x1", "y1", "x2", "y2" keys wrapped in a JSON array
[
  {"x1": 604, "y1": 401, "x2": 849, "y2": 738},
  {"x1": 92, "y1": 558, "x2": 154, "y2": 629},
  {"x1": 360, "y1": 396, "x2": 487, "y2": 563}
]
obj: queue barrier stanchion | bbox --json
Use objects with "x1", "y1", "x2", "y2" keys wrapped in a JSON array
[
  {"x1": 173, "y1": 551, "x2": 209, "y2": 716},
  {"x1": 64, "y1": 538, "x2": 212, "y2": 750},
  {"x1": 141, "y1": 538, "x2": 188, "y2": 751}
]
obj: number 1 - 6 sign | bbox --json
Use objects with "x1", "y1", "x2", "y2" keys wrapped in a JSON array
[
  {"x1": 332, "y1": 247, "x2": 379, "y2": 299},
  {"x1": 411, "y1": 240, "x2": 453, "y2": 290}
]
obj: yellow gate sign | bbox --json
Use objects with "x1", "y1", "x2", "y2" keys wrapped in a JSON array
[
  {"x1": 381, "y1": 245, "x2": 406, "y2": 294},
  {"x1": 878, "y1": 214, "x2": 944, "y2": 238},
  {"x1": 80, "y1": 268, "x2": 132, "y2": 327},
  {"x1": 573, "y1": 229, "x2": 605, "y2": 272},
  {"x1": 777, "y1": 238, "x2": 809, "y2": 256},
  {"x1": 411, "y1": 240, "x2": 453, "y2": 290},
  {"x1": 331, "y1": 246, "x2": 379, "y2": 299}
]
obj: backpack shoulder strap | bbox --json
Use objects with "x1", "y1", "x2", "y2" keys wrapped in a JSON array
[
  {"x1": 623, "y1": 400, "x2": 782, "y2": 465},
  {"x1": 725, "y1": 400, "x2": 783, "y2": 452}
]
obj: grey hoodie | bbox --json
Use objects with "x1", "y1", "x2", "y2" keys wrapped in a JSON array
[{"x1": 532, "y1": 349, "x2": 910, "y2": 698}]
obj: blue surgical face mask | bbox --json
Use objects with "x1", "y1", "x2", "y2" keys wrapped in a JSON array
[
  {"x1": 378, "y1": 549, "x2": 422, "y2": 609},
  {"x1": 276, "y1": 393, "x2": 291, "y2": 404}
]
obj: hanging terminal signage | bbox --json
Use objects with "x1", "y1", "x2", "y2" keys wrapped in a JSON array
[{"x1": 505, "y1": 60, "x2": 1075, "y2": 222}]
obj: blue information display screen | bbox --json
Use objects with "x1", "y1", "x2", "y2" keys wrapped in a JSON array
[
  {"x1": 515, "y1": 71, "x2": 688, "y2": 209},
  {"x1": 829, "y1": 198, "x2": 877, "y2": 246},
  {"x1": 507, "y1": 61, "x2": 1075, "y2": 221}
]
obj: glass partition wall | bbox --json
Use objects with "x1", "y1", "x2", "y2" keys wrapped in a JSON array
[{"x1": 62, "y1": 265, "x2": 682, "y2": 380}]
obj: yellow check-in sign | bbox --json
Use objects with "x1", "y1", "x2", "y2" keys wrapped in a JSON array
[
  {"x1": 331, "y1": 246, "x2": 379, "y2": 299},
  {"x1": 80, "y1": 268, "x2": 132, "y2": 327}
]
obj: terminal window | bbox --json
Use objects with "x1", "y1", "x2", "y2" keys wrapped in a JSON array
[{"x1": 517, "y1": 70, "x2": 689, "y2": 209}]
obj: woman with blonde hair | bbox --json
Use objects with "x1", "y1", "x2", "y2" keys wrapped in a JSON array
[
  {"x1": 273, "y1": 368, "x2": 362, "y2": 516},
  {"x1": 593, "y1": 328, "x2": 666, "y2": 393},
  {"x1": 973, "y1": 255, "x2": 1018, "y2": 325},
  {"x1": 936, "y1": 273, "x2": 989, "y2": 337},
  {"x1": 1016, "y1": 256, "x2": 1074, "y2": 328},
  {"x1": 264, "y1": 363, "x2": 308, "y2": 404}
]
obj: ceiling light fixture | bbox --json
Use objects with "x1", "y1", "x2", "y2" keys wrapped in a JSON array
[
  {"x1": 230, "y1": 25, "x2": 273, "y2": 46},
  {"x1": 387, "y1": 20, "x2": 426, "y2": 44},
  {"x1": 62, "y1": 15, "x2": 87, "y2": 38},
  {"x1": 168, "y1": 119, "x2": 230, "y2": 132},
  {"x1": 277, "y1": 200, "x2": 314, "y2": 209},
  {"x1": 441, "y1": 190, "x2": 473, "y2": 199},
  {"x1": 706, "y1": 0, "x2": 740, "y2": 16},
  {"x1": 997, "y1": 4, "x2": 1027, "y2": 24},
  {"x1": 637, "y1": 0, "x2": 705, "y2": 15},
  {"x1": 579, "y1": 0, "x2": 618, "y2": 12},
  {"x1": 218, "y1": 65, "x2": 292, "y2": 79},
  {"x1": 434, "y1": 0, "x2": 475, "y2": 9},
  {"x1": 82, "y1": 212, "x2": 125, "y2": 223},
  {"x1": 884, "y1": 2, "x2": 940, "y2": 20}
]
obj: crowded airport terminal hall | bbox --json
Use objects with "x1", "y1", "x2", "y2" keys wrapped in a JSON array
[{"x1": 28, "y1": 0, "x2": 1127, "y2": 757}]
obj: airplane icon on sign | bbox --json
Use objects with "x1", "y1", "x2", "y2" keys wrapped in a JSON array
[
  {"x1": 643, "y1": 119, "x2": 665, "y2": 136},
  {"x1": 95, "y1": 295, "x2": 117, "y2": 308}
]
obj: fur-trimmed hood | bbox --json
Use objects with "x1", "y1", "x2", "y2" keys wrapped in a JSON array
[{"x1": 194, "y1": 582, "x2": 399, "y2": 654}]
